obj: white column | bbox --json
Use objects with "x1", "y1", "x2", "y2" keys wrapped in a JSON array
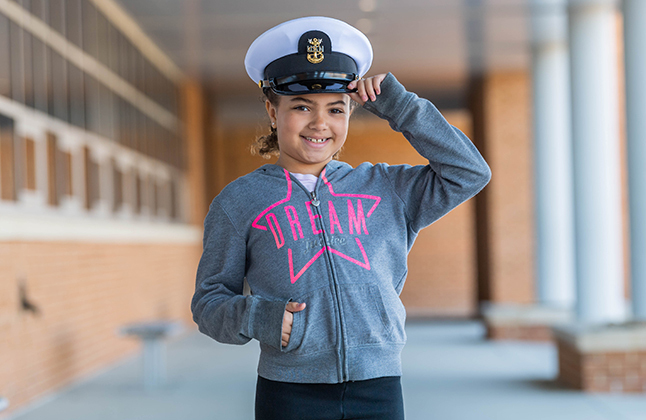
[
  {"x1": 568, "y1": 0, "x2": 624, "y2": 323},
  {"x1": 623, "y1": 0, "x2": 646, "y2": 320},
  {"x1": 530, "y1": 0, "x2": 576, "y2": 308}
]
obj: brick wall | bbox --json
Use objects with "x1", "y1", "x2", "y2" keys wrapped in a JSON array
[
  {"x1": 472, "y1": 71, "x2": 536, "y2": 305},
  {"x1": 0, "y1": 241, "x2": 202, "y2": 415},
  {"x1": 557, "y1": 341, "x2": 646, "y2": 392}
]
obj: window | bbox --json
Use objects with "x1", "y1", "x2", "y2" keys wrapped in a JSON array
[
  {"x1": 68, "y1": 62, "x2": 85, "y2": 128},
  {"x1": 84, "y1": 74, "x2": 100, "y2": 134},
  {"x1": 56, "y1": 148, "x2": 72, "y2": 200},
  {"x1": 32, "y1": 37, "x2": 48, "y2": 114},
  {"x1": 23, "y1": 31, "x2": 34, "y2": 108},
  {"x1": 0, "y1": 13, "x2": 11, "y2": 98},
  {"x1": 135, "y1": 171, "x2": 143, "y2": 214},
  {"x1": 108, "y1": 21, "x2": 119, "y2": 75},
  {"x1": 118, "y1": 32, "x2": 129, "y2": 81},
  {"x1": 24, "y1": 137, "x2": 36, "y2": 191},
  {"x1": 48, "y1": 0, "x2": 65, "y2": 37},
  {"x1": 65, "y1": 0, "x2": 83, "y2": 49},
  {"x1": 96, "y1": 10, "x2": 109, "y2": 68},
  {"x1": 46, "y1": 131, "x2": 57, "y2": 205},
  {"x1": 97, "y1": 83, "x2": 113, "y2": 140},
  {"x1": 19, "y1": 0, "x2": 31, "y2": 13},
  {"x1": 0, "y1": 115, "x2": 16, "y2": 201},
  {"x1": 29, "y1": 0, "x2": 46, "y2": 21},
  {"x1": 144, "y1": 174, "x2": 155, "y2": 216},
  {"x1": 112, "y1": 160, "x2": 122, "y2": 212},
  {"x1": 9, "y1": 21, "x2": 25, "y2": 104},
  {"x1": 81, "y1": 0, "x2": 98, "y2": 59},
  {"x1": 50, "y1": 49, "x2": 69, "y2": 122},
  {"x1": 83, "y1": 146, "x2": 99, "y2": 209},
  {"x1": 169, "y1": 176, "x2": 177, "y2": 220}
]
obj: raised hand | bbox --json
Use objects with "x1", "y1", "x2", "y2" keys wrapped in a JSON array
[{"x1": 347, "y1": 73, "x2": 388, "y2": 106}]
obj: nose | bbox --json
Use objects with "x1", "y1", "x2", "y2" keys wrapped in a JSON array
[{"x1": 308, "y1": 110, "x2": 328, "y2": 130}]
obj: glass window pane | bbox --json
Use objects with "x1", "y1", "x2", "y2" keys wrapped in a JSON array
[
  {"x1": 82, "y1": 0, "x2": 98, "y2": 59},
  {"x1": 136, "y1": 172, "x2": 143, "y2": 214},
  {"x1": 9, "y1": 22, "x2": 25, "y2": 104},
  {"x1": 108, "y1": 22, "x2": 119, "y2": 74},
  {"x1": 112, "y1": 160, "x2": 122, "y2": 212},
  {"x1": 149, "y1": 176, "x2": 157, "y2": 216},
  {"x1": 0, "y1": 114, "x2": 16, "y2": 201},
  {"x1": 118, "y1": 32, "x2": 128, "y2": 81},
  {"x1": 46, "y1": 131, "x2": 57, "y2": 206},
  {"x1": 68, "y1": 62, "x2": 85, "y2": 128},
  {"x1": 169, "y1": 176, "x2": 177, "y2": 219},
  {"x1": 49, "y1": 0, "x2": 65, "y2": 37},
  {"x1": 97, "y1": 83, "x2": 113, "y2": 139},
  {"x1": 50, "y1": 49, "x2": 69, "y2": 121},
  {"x1": 23, "y1": 31, "x2": 34, "y2": 108},
  {"x1": 96, "y1": 10, "x2": 109, "y2": 67},
  {"x1": 66, "y1": 0, "x2": 82, "y2": 49},
  {"x1": 25, "y1": 137, "x2": 36, "y2": 190},
  {"x1": 29, "y1": 0, "x2": 46, "y2": 20},
  {"x1": 127, "y1": 40, "x2": 137, "y2": 87},
  {"x1": 119, "y1": 99, "x2": 130, "y2": 148},
  {"x1": 32, "y1": 37, "x2": 47, "y2": 113},
  {"x1": 84, "y1": 74, "x2": 101, "y2": 134},
  {"x1": 45, "y1": 45, "x2": 54, "y2": 116},
  {"x1": 136, "y1": 52, "x2": 145, "y2": 94},
  {"x1": 84, "y1": 146, "x2": 99, "y2": 209},
  {"x1": 56, "y1": 148, "x2": 72, "y2": 199},
  {"x1": 0, "y1": 13, "x2": 11, "y2": 98},
  {"x1": 20, "y1": 0, "x2": 31, "y2": 15}
]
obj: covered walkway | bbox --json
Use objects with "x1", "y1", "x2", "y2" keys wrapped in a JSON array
[{"x1": 8, "y1": 321, "x2": 645, "y2": 420}]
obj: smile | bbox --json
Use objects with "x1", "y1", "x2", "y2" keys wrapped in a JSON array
[{"x1": 303, "y1": 136, "x2": 330, "y2": 144}]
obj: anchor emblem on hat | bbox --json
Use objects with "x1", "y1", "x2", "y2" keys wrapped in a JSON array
[{"x1": 307, "y1": 38, "x2": 324, "y2": 64}]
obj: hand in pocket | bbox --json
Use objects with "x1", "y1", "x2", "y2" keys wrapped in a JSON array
[{"x1": 282, "y1": 302, "x2": 306, "y2": 347}]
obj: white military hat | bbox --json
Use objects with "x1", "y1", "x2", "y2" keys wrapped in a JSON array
[{"x1": 245, "y1": 16, "x2": 373, "y2": 95}]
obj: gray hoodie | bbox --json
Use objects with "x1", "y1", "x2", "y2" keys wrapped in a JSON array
[{"x1": 191, "y1": 73, "x2": 491, "y2": 384}]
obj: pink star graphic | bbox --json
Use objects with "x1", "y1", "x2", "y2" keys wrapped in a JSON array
[{"x1": 253, "y1": 168, "x2": 381, "y2": 284}]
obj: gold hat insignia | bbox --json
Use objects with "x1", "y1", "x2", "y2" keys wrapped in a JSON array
[{"x1": 307, "y1": 38, "x2": 324, "y2": 64}]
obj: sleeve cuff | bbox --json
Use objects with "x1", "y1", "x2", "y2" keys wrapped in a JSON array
[{"x1": 247, "y1": 298, "x2": 291, "y2": 350}]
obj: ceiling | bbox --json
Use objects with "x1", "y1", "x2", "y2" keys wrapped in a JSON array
[{"x1": 115, "y1": 0, "x2": 531, "y2": 108}]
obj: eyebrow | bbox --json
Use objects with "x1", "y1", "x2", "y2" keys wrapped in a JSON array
[{"x1": 290, "y1": 97, "x2": 348, "y2": 107}]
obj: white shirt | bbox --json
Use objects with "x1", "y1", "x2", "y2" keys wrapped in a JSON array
[{"x1": 290, "y1": 172, "x2": 318, "y2": 192}]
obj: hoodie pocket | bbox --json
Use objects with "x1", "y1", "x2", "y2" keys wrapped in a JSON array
[
  {"x1": 340, "y1": 283, "x2": 405, "y2": 347},
  {"x1": 282, "y1": 286, "x2": 338, "y2": 355}
]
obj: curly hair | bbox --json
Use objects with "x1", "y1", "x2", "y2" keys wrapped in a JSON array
[{"x1": 251, "y1": 88, "x2": 358, "y2": 158}]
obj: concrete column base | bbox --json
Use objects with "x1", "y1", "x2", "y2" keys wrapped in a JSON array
[
  {"x1": 482, "y1": 303, "x2": 573, "y2": 341},
  {"x1": 554, "y1": 322, "x2": 646, "y2": 392}
]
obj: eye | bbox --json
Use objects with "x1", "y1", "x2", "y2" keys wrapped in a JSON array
[
  {"x1": 294, "y1": 105, "x2": 309, "y2": 111},
  {"x1": 330, "y1": 108, "x2": 345, "y2": 114}
]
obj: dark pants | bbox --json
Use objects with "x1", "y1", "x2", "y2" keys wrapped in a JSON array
[{"x1": 255, "y1": 375, "x2": 405, "y2": 420}]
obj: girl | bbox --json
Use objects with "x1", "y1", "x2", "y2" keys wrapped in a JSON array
[{"x1": 191, "y1": 16, "x2": 490, "y2": 420}]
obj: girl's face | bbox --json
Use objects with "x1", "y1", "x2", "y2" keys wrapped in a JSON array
[{"x1": 266, "y1": 92, "x2": 351, "y2": 176}]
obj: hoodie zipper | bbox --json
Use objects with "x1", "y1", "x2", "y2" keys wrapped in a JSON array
[{"x1": 308, "y1": 187, "x2": 348, "y2": 382}]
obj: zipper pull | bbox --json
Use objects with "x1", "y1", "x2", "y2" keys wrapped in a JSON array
[{"x1": 310, "y1": 191, "x2": 320, "y2": 207}]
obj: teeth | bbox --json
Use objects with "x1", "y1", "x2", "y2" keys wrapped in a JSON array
[{"x1": 305, "y1": 137, "x2": 328, "y2": 143}]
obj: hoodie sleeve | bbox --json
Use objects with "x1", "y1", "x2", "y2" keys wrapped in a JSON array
[
  {"x1": 362, "y1": 73, "x2": 491, "y2": 233},
  {"x1": 191, "y1": 199, "x2": 288, "y2": 350}
]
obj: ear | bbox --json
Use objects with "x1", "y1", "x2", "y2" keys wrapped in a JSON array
[{"x1": 265, "y1": 100, "x2": 277, "y2": 124}]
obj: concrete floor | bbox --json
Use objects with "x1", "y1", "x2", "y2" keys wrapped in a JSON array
[{"x1": 6, "y1": 321, "x2": 646, "y2": 420}]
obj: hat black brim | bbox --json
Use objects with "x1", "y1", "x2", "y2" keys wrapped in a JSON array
[{"x1": 263, "y1": 71, "x2": 358, "y2": 95}]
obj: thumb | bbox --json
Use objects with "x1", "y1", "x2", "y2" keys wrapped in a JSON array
[{"x1": 286, "y1": 302, "x2": 306, "y2": 313}]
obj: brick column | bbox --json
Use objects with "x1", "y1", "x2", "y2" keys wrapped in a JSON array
[{"x1": 181, "y1": 80, "x2": 209, "y2": 226}]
